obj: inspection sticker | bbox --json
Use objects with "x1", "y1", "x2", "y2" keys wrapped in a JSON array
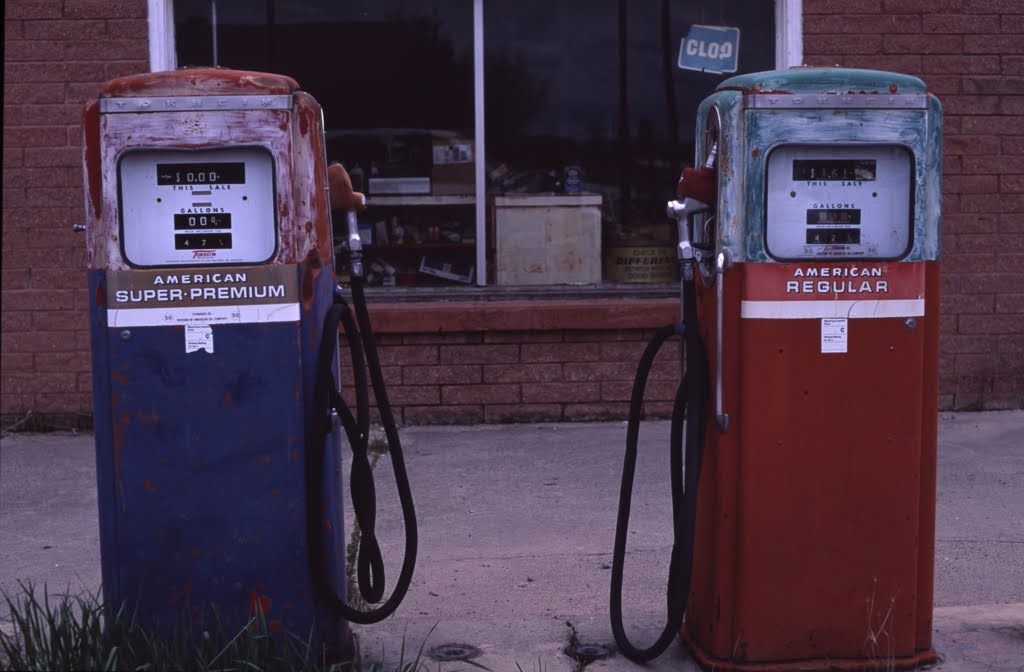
[
  {"x1": 821, "y1": 318, "x2": 848, "y2": 354},
  {"x1": 185, "y1": 324, "x2": 214, "y2": 354}
]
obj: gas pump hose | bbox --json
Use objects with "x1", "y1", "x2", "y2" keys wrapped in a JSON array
[
  {"x1": 307, "y1": 279, "x2": 418, "y2": 625},
  {"x1": 609, "y1": 277, "x2": 709, "y2": 662}
]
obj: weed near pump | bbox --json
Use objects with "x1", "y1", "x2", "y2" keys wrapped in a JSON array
[{"x1": 0, "y1": 582, "x2": 431, "y2": 672}]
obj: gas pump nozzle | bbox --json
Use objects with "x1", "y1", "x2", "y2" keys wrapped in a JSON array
[
  {"x1": 612, "y1": 149, "x2": 716, "y2": 664},
  {"x1": 328, "y1": 162, "x2": 368, "y2": 278},
  {"x1": 666, "y1": 146, "x2": 717, "y2": 280}
]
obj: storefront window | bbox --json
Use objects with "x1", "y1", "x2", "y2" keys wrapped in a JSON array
[
  {"x1": 172, "y1": 0, "x2": 775, "y2": 288},
  {"x1": 175, "y1": 0, "x2": 478, "y2": 287},
  {"x1": 484, "y1": 0, "x2": 774, "y2": 284}
]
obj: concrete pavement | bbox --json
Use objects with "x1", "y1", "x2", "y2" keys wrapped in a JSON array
[{"x1": 1, "y1": 411, "x2": 1022, "y2": 671}]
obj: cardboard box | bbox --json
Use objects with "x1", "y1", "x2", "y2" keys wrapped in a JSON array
[
  {"x1": 490, "y1": 194, "x2": 602, "y2": 285},
  {"x1": 432, "y1": 134, "x2": 475, "y2": 195}
]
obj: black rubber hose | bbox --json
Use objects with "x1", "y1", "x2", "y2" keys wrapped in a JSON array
[
  {"x1": 348, "y1": 279, "x2": 419, "y2": 618},
  {"x1": 307, "y1": 284, "x2": 418, "y2": 625},
  {"x1": 609, "y1": 279, "x2": 709, "y2": 662}
]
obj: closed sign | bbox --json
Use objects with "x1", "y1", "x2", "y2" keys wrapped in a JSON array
[{"x1": 678, "y1": 25, "x2": 740, "y2": 74}]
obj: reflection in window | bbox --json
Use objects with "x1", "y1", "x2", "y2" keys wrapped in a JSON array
[
  {"x1": 484, "y1": 0, "x2": 774, "y2": 264},
  {"x1": 174, "y1": 0, "x2": 477, "y2": 287},
  {"x1": 173, "y1": 0, "x2": 775, "y2": 285}
]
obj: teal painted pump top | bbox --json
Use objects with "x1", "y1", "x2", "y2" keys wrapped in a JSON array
[{"x1": 693, "y1": 67, "x2": 942, "y2": 264}]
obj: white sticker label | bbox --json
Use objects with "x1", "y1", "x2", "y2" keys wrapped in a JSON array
[
  {"x1": 821, "y1": 318, "x2": 848, "y2": 354},
  {"x1": 432, "y1": 142, "x2": 473, "y2": 165},
  {"x1": 185, "y1": 324, "x2": 214, "y2": 354}
]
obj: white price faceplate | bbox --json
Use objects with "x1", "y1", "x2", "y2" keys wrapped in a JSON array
[
  {"x1": 765, "y1": 145, "x2": 913, "y2": 260},
  {"x1": 118, "y1": 146, "x2": 277, "y2": 266}
]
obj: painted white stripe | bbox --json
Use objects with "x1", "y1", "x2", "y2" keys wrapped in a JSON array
[
  {"x1": 741, "y1": 299, "x2": 925, "y2": 320},
  {"x1": 108, "y1": 303, "x2": 300, "y2": 327}
]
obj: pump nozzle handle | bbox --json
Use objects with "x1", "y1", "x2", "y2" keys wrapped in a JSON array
[
  {"x1": 328, "y1": 162, "x2": 367, "y2": 213},
  {"x1": 328, "y1": 162, "x2": 368, "y2": 278}
]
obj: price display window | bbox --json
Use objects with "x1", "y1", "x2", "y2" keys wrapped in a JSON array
[
  {"x1": 765, "y1": 145, "x2": 914, "y2": 261},
  {"x1": 118, "y1": 146, "x2": 277, "y2": 267}
]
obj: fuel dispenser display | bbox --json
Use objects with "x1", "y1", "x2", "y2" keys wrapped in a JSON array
[
  {"x1": 83, "y1": 68, "x2": 415, "y2": 656},
  {"x1": 611, "y1": 68, "x2": 942, "y2": 670},
  {"x1": 118, "y1": 147, "x2": 278, "y2": 265},
  {"x1": 765, "y1": 145, "x2": 913, "y2": 259}
]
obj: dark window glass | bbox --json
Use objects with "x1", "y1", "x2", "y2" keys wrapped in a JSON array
[
  {"x1": 484, "y1": 0, "x2": 775, "y2": 254},
  {"x1": 173, "y1": 1, "x2": 775, "y2": 284},
  {"x1": 174, "y1": 1, "x2": 477, "y2": 287},
  {"x1": 174, "y1": 0, "x2": 473, "y2": 143}
]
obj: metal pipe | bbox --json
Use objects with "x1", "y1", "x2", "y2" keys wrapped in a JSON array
[{"x1": 715, "y1": 250, "x2": 729, "y2": 432}]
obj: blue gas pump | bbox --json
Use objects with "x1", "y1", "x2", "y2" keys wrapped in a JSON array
[{"x1": 82, "y1": 68, "x2": 415, "y2": 657}]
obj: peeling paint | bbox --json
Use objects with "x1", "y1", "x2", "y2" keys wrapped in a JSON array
[
  {"x1": 300, "y1": 248, "x2": 322, "y2": 310},
  {"x1": 100, "y1": 68, "x2": 298, "y2": 98},
  {"x1": 83, "y1": 100, "x2": 103, "y2": 219},
  {"x1": 696, "y1": 68, "x2": 940, "y2": 264}
]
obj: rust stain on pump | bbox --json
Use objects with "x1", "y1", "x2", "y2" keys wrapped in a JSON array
[
  {"x1": 112, "y1": 409, "x2": 131, "y2": 481},
  {"x1": 300, "y1": 248, "x2": 322, "y2": 310},
  {"x1": 249, "y1": 590, "x2": 272, "y2": 617},
  {"x1": 83, "y1": 100, "x2": 103, "y2": 217},
  {"x1": 298, "y1": 104, "x2": 312, "y2": 136}
]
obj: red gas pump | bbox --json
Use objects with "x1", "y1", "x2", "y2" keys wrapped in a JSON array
[{"x1": 610, "y1": 67, "x2": 942, "y2": 670}]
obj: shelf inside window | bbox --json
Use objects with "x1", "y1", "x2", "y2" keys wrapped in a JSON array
[
  {"x1": 366, "y1": 242, "x2": 475, "y2": 252},
  {"x1": 366, "y1": 195, "x2": 475, "y2": 206}
]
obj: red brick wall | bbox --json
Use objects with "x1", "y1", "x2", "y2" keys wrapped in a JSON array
[
  {"x1": 2, "y1": 2, "x2": 1021, "y2": 426},
  {"x1": 359, "y1": 330, "x2": 680, "y2": 425},
  {"x1": 2, "y1": 1, "x2": 149, "y2": 425},
  {"x1": 804, "y1": 0, "x2": 1024, "y2": 410}
]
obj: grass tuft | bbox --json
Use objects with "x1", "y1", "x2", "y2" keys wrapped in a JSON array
[{"x1": 0, "y1": 581, "x2": 438, "y2": 672}]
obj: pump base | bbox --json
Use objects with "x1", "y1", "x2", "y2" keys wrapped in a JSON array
[{"x1": 681, "y1": 632, "x2": 939, "y2": 671}]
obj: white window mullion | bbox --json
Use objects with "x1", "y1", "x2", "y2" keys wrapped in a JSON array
[
  {"x1": 473, "y1": 0, "x2": 486, "y2": 286},
  {"x1": 148, "y1": 0, "x2": 176, "y2": 72},
  {"x1": 776, "y1": 0, "x2": 803, "y2": 69}
]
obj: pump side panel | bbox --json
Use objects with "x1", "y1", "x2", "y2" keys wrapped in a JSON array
[
  {"x1": 92, "y1": 264, "x2": 346, "y2": 645},
  {"x1": 685, "y1": 277, "x2": 743, "y2": 657},
  {"x1": 729, "y1": 260, "x2": 932, "y2": 662},
  {"x1": 102, "y1": 317, "x2": 304, "y2": 627}
]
